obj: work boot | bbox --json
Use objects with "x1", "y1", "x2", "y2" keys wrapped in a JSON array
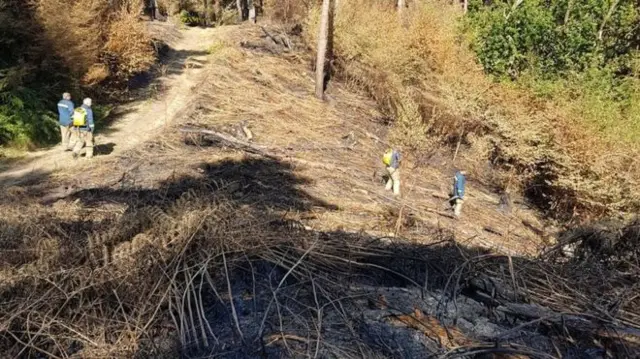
[{"x1": 385, "y1": 179, "x2": 393, "y2": 191}]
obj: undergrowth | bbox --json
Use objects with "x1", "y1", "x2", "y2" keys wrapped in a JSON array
[
  {"x1": 303, "y1": 0, "x2": 640, "y2": 220},
  {"x1": 0, "y1": 159, "x2": 638, "y2": 356},
  {"x1": 0, "y1": 0, "x2": 155, "y2": 148}
]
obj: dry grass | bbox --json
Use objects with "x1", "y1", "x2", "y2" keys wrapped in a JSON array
[
  {"x1": 263, "y1": 0, "x2": 311, "y2": 23},
  {"x1": 1, "y1": 24, "x2": 638, "y2": 356},
  {"x1": 36, "y1": 0, "x2": 154, "y2": 85},
  {"x1": 0, "y1": 184, "x2": 280, "y2": 356},
  {"x1": 106, "y1": 8, "x2": 156, "y2": 79},
  {"x1": 168, "y1": 24, "x2": 547, "y2": 256},
  {"x1": 303, "y1": 0, "x2": 640, "y2": 220},
  {"x1": 1, "y1": 182, "x2": 637, "y2": 356}
]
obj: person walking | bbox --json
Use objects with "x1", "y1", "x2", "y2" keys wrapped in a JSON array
[
  {"x1": 57, "y1": 92, "x2": 75, "y2": 150},
  {"x1": 382, "y1": 148, "x2": 401, "y2": 196},
  {"x1": 452, "y1": 170, "x2": 467, "y2": 217},
  {"x1": 72, "y1": 98, "x2": 95, "y2": 159}
]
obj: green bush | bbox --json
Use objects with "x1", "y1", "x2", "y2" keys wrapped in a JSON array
[
  {"x1": 466, "y1": 0, "x2": 640, "y2": 142},
  {"x1": 468, "y1": 0, "x2": 640, "y2": 79},
  {"x1": 179, "y1": 9, "x2": 202, "y2": 26},
  {"x1": 0, "y1": 70, "x2": 60, "y2": 148}
]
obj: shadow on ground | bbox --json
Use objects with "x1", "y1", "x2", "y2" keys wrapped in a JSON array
[
  {"x1": 0, "y1": 168, "x2": 51, "y2": 189},
  {"x1": 94, "y1": 142, "x2": 116, "y2": 156},
  {"x1": 0, "y1": 157, "x2": 636, "y2": 358},
  {"x1": 71, "y1": 157, "x2": 337, "y2": 213}
]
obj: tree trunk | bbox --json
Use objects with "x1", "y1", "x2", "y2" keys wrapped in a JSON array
[
  {"x1": 563, "y1": 0, "x2": 573, "y2": 26},
  {"x1": 213, "y1": 0, "x2": 222, "y2": 24},
  {"x1": 598, "y1": 0, "x2": 620, "y2": 41},
  {"x1": 236, "y1": 0, "x2": 244, "y2": 22},
  {"x1": 315, "y1": 0, "x2": 331, "y2": 99},
  {"x1": 463, "y1": 0, "x2": 468, "y2": 14},
  {"x1": 149, "y1": 0, "x2": 159, "y2": 20},
  {"x1": 248, "y1": 0, "x2": 256, "y2": 23},
  {"x1": 203, "y1": 0, "x2": 209, "y2": 26},
  {"x1": 397, "y1": 0, "x2": 405, "y2": 15}
]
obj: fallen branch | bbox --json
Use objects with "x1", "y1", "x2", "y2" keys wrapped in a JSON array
[
  {"x1": 180, "y1": 127, "x2": 348, "y2": 174},
  {"x1": 180, "y1": 127, "x2": 272, "y2": 157}
]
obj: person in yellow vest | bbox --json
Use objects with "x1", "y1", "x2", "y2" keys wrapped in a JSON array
[
  {"x1": 382, "y1": 148, "x2": 401, "y2": 196},
  {"x1": 71, "y1": 98, "x2": 95, "y2": 159}
]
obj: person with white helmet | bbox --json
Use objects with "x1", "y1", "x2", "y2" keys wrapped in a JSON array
[
  {"x1": 57, "y1": 92, "x2": 75, "y2": 150},
  {"x1": 71, "y1": 98, "x2": 95, "y2": 159}
]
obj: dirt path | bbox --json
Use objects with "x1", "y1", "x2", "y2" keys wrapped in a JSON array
[{"x1": 0, "y1": 24, "x2": 218, "y2": 186}]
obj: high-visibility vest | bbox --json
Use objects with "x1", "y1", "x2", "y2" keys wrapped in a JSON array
[
  {"x1": 72, "y1": 107, "x2": 87, "y2": 127},
  {"x1": 382, "y1": 150, "x2": 394, "y2": 166}
]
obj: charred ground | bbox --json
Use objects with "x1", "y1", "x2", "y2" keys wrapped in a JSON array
[{"x1": 0, "y1": 23, "x2": 638, "y2": 358}]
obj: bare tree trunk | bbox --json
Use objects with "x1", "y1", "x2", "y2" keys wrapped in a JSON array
[
  {"x1": 213, "y1": 0, "x2": 222, "y2": 24},
  {"x1": 248, "y1": 0, "x2": 256, "y2": 23},
  {"x1": 149, "y1": 0, "x2": 159, "y2": 20},
  {"x1": 463, "y1": 0, "x2": 468, "y2": 14},
  {"x1": 315, "y1": 0, "x2": 331, "y2": 99},
  {"x1": 397, "y1": 0, "x2": 405, "y2": 15},
  {"x1": 203, "y1": 0, "x2": 209, "y2": 26},
  {"x1": 598, "y1": 0, "x2": 620, "y2": 41},
  {"x1": 564, "y1": 0, "x2": 573, "y2": 25},
  {"x1": 236, "y1": 0, "x2": 244, "y2": 22}
]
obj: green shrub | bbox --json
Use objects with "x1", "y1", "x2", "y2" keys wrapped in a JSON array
[
  {"x1": 467, "y1": 0, "x2": 640, "y2": 142},
  {"x1": 179, "y1": 9, "x2": 201, "y2": 26},
  {"x1": 0, "y1": 87, "x2": 58, "y2": 148},
  {"x1": 467, "y1": 0, "x2": 640, "y2": 79}
]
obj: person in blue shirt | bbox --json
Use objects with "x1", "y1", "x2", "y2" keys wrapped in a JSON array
[
  {"x1": 72, "y1": 98, "x2": 96, "y2": 159},
  {"x1": 452, "y1": 170, "x2": 467, "y2": 217},
  {"x1": 383, "y1": 148, "x2": 401, "y2": 196},
  {"x1": 57, "y1": 92, "x2": 75, "y2": 150}
]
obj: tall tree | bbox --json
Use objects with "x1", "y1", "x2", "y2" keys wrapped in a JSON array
[
  {"x1": 214, "y1": 0, "x2": 222, "y2": 24},
  {"x1": 315, "y1": 0, "x2": 331, "y2": 99},
  {"x1": 236, "y1": 0, "x2": 244, "y2": 22},
  {"x1": 203, "y1": 0, "x2": 209, "y2": 26}
]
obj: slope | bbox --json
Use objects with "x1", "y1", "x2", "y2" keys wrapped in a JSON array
[
  {"x1": 0, "y1": 23, "x2": 637, "y2": 358},
  {"x1": 3, "y1": 23, "x2": 548, "y2": 255}
]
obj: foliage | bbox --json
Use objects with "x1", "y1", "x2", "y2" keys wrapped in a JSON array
[
  {"x1": 466, "y1": 0, "x2": 640, "y2": 143},
  {"x1": 179, "y1": 9, "x2": 202, "y2": 25},
  {"x1": 161, "y1": 0, "x2": 237, "y2": 25},
  {"x1": 0, "y1": 86, "x2": 59, "y2": 148},
  {"x1": 264, "y1": 0, "x2": 311, "y2": 23},
  {"x1": 0, "y1": 0, "x2": 156, "y2": 147},
  {"x1": 467, "y1": 0, "x2": 640, "y2": 79},
  {"x1": 36, "y1": 0, "x2": 154, "y2": 84},
  {"x1": 0, "y1": 0, "x2": 62, "y2": 147},
  {"x1": 105, "y1": 8, "x2": 156, "y2": 79}
]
